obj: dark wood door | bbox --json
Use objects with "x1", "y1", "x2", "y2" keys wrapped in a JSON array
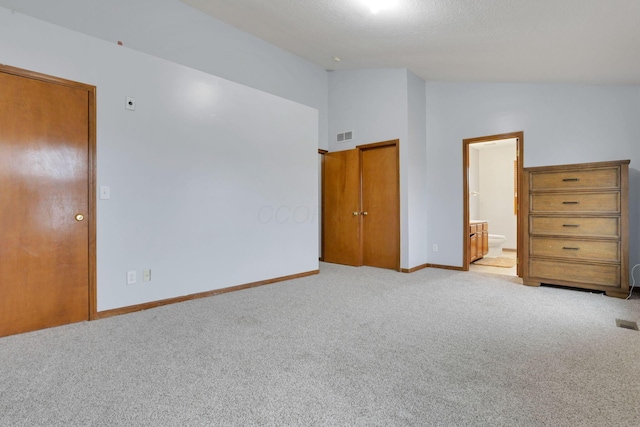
[
  {"x1": 0, "y1": 69, "x2": 91, "y2": 337},
  {"x1": 322, "y1": 149, "x2": 361, "y2": 266},
  {"x1": 361, "y1": 144, "x2": 399, "y2": 270}
]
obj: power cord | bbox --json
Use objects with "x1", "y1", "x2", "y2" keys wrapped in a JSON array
[{"x1": 626, "y1": 263, "x2": 640, "y2": 300}]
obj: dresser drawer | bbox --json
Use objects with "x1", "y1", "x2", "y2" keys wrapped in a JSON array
[
  {"x1": 529, "y1": 259, "x2": 620, "y2": 287},
  {"x1": 530, "y1": 192, "x2": 619, "y2": 213},
  {"x1": 529, "y1": 216, "x2": 620, "y2": 238},
  {"x1": 530, "y1": 237, "x2": 619, "y2": 262},
  {"x1": 529, "y1": 167, "x2": 620, "y2": 191}
]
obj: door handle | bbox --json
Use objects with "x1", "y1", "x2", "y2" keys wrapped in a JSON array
[
  {"x1": 75, "y1": 214, "x2": 85, "y2": 221},
  {"x1": 352, "y1": 212, "x2": 360, "y2": 216},
  {"x1": 362, "y1": 211, "x2": 368, "y2": 216}
]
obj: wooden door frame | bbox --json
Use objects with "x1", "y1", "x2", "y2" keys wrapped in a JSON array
[
  {"x1": 356, "y1": 139, "x2": 401, "y2": 271},
  {"x1": 1, "y1": 64, "x2": 98, "y2": 320},
  {"x1": 462, "y1": 131, "x2": 524, "y2": 276},
  {"x1": 318, "y1": 149, "x2": 328, "y2": 261}
]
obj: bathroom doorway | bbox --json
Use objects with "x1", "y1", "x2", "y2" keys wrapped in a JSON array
[{"x1": 462, "y1": 132, "x2": 524, "y2": 277}]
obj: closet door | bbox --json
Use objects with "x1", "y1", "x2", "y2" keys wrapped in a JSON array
[
  {"x1": 323, "y1": 149, "x2": 361, "y2": 266},
  {"x1": 361, "y1": 144, "x2": 400, "y2": 270}
]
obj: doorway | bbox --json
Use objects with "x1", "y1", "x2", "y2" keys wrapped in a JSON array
[
  {"x1": 322, "y1": 140, "x2": 400, "y2": 270},
  {"x1": 0, "y1": 65, "x2": 97, "y2": 337},
  {"x1": 463, "y1": 132, "x2": 523, "y2": 277}
]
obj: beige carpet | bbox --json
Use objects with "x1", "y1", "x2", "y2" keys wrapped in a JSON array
[
  {"x1": 473, "y1": 256, "x2": 517, "y2": 268},
  {"x1": 1, "y1": 262, "x2": 639, "y2": 426}
]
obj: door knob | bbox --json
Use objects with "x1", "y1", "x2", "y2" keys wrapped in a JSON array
[
  {"x1": 352, "y1": 212, "x2": 360, "y2": 216},
  {"x1": 75, "y1": 214, "x2": 85, "y2": 221},
  {"x1": 362, "y1": 211, "x2": 368, "y2": 216}
]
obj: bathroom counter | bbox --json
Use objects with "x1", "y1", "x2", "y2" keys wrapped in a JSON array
[{"x1": 469, "y1": 221, "x2": 489, "y2": 263}]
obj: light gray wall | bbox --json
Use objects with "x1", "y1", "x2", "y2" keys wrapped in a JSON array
[
  {"x1": 0, "y1": 0, "x2": 329, "y2": 149},
  {"x1": 0, "y1": 8, "x2": 319, "y2": 311},
  {"x1": 426, "y1": 82, "x2": 640, "y2": 277},
  {"x1": 406, "y1": 71, "x2": 428, "y2": 268},
  {"x1": 328, "y1": 69, "x2": 408, "y2": 152}
]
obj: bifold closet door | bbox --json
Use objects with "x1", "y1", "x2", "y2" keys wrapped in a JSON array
[
  {"x1": 361, "y1": 145, "x2": 399, "y2": 270},
  {"x1": 322, "y1": 143, "x2": 400, "y2": 270},
  {"x1": 323, "y1": 149, "x2": 361, "y2": 266}
]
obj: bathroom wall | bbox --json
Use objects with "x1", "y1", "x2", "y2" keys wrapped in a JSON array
[
  {"x1": 468, "y1": 147, "x2": 480, "y2": 220},
  {"x1": 478, "y1": 144, "x2": 518, "y2": 249}
]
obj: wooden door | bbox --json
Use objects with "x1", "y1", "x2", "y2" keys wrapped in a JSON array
[
  {"x1": 322, "y1": 149, "x2": 361, "y2": 266},
  {"x1": 361, "y1": 144, "x2": 399, "y2": 270},
  {"x1": 0, "y1": 67, "x2": 95, "y2": 337}
]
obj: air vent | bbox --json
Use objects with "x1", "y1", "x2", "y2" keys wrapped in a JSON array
[
  {"x1": 616, "y1": 319, "x2": 639, "y2": 331},
  {"x1": 336, "y1": 131, "x2": 353, "y2": 143}
]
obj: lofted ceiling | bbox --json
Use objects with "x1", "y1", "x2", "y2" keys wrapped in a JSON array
[
  {"x1": 180, "y1": 0, "x2": 640, "y2": 84},
  {"x1": 1, "y1": 0, "x2": 639, "y2": 84}
]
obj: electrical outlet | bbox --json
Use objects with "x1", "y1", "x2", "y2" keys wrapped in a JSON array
[
  {"x1": 433, "y1": 244, "x2": 438, "y2": 252},
  {"x1": 127, "y1": 270, "x2": 136, "y2": 285},
  {"x1": 143, "y1": 269, "x2": 151, "y2": 282}
]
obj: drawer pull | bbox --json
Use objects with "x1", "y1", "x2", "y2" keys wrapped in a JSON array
[
  {"x1": 562, "y1": 247, "x2": 580, "y2": 250},
  {"x1": 562, "y1": 201, "x2": 579, "y2": 204},
  {"x1": 562, "y1": 178, "x2": 580, "y2": 182},
  {"x1": 562, "y1": 224, "x2": 580, "y2": 227}
]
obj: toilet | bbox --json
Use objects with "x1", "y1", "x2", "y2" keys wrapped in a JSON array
[{"x1": 487, "y1": 234, "x2": 506, "y2": 257}]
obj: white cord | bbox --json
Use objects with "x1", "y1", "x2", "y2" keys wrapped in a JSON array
[{"x1": 626, "y1": 263, "x2": 640, "y2": 300}]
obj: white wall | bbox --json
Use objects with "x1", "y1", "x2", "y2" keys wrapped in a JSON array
[
  {"x1": 0, "y1": 0, "x2": 329, "y2": 149},
  {"x1": 426, "y1": 82, "x2": 640, "y2": 275},
  {"x1": 478, "y1": 144, "x2": 517, "y2": 249},
  {"x1": 0, "y1": 8, "x2": 319, "y2": 311}
]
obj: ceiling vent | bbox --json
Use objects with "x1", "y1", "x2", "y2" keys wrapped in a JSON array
[{"x1": 336, "y1": 131, "x2": 353, "y2": 143}]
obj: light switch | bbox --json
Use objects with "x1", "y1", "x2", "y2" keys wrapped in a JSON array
[{"x1": 99, "y1": 186, "x2": 111, "y2": 200}]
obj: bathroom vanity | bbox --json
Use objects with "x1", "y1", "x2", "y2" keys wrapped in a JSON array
[
  {"x1": 522, "y1": 160, "x2": 629, "y2": 298},
  {"x1": 469, "y1": 220, "x2": 489, "y2": 263}
]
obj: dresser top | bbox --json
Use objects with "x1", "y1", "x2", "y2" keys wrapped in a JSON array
[{"x1": 524, "y1": 159, "x2": 629, "y2": 173}]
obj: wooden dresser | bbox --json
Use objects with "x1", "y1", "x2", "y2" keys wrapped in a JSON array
[{"x1": 522, "y1": 160, "x2": 629, "y2": 298}]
